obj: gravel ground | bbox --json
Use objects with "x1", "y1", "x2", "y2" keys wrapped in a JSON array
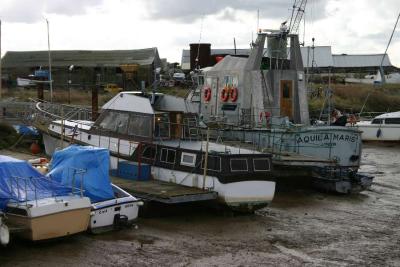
[{"x1": 1, "y1": 143, "x2": 399, "y2": 266}]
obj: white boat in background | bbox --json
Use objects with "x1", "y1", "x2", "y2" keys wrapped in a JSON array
[
  {"x1": 16, "y1": 77, "x2": 36, "y2": 87},
  {"x1": 90, "y1": 184, "x2": 143, "y2": 233},
  {"x1": 355, "y1": 111, "x2": 400, "y2": 141},
  {"x1": 7, "y1": 195, "x2": 91, "y2": 241}
]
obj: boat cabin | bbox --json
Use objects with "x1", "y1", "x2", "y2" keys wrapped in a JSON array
[{"x1": 91, "y1": 92, "x2": 198, "y2": 142}]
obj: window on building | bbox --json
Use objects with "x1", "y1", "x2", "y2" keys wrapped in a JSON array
[
  {"x1": 253, "y1": 158, "x2": 271, "y2": 171},
  {"x1": 180, "y1": 152, "x2": 197, "y2": 167},
  {"x1": 230, "y1": 158, "x2": 248, "y2": 172},
  {"x1": 160, "y1": 148, "x2": 176, "y2": 164}
]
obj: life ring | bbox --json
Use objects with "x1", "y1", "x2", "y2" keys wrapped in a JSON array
[
  {"x1": 220, "y1": 86, "x2": 229, "y2": 102},
  {"x1": 229, "y1": 87, "x2": 238, "y2": 102},
  {"x1": 203, "y1": 87, "x2": 211, "y2": 102}
]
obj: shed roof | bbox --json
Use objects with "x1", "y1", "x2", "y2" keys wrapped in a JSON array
[
  {"x1": 182, "y1": 46, "x2": 396, "y2": 70},
  {"x1": 300, "y1": 46, "x2": 334, "y2": 68},
  {"x1": 2, "y1": 48, "x2": 160, "y2": 68},
  {"x1": 332, "y1": 54, "x2": 391, "y2": 68}
]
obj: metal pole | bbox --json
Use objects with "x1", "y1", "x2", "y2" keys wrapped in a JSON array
[
  {"x1": 46, "y1": 19, "x2": 53, "y2": 102},
  {"x1": 202, "y1": 127, "x2": 210, "y2": 190},
  {"x1": 0, "y1": 20, "x2": 2, "y2": 99}
]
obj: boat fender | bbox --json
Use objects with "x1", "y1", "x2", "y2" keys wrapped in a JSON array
[
  {"x1": 376, "y1": 128, "x2": 382, "y2": 138},
  {"x1": 203, "y1": 86, "x2": 212, "y2": 102},
  {"x1": 0, "y1": 221, "x2": 9, "y2": 246},
  {"x1": 220, "y1": 86, "x2": 229, "y2": 102},
  {"x1": 259, "y1": 112, "x2": 264, "y2": 122},
  {"x1": 229, "y1": 87, "x2": 238, "y2": 102}
]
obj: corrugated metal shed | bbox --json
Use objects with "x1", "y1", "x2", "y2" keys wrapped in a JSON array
[
  {"x1": 332, "y1": 54, "x2": 391, "y2": 68},
  {"x1": 300, "y1": 46, "x2": 334, "y2": 68},
  {"x1": 182, "y1": 46, "x2": 396, "y2": 70},
  {"x1": 2, "y1": 48, "x2": 161, "y2": 68}
]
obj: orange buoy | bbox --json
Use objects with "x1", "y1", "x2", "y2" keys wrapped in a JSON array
[{"x1": 30, "y1": 142, "x2": 41, "y2": 154}]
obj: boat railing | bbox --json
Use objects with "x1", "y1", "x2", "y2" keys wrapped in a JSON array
[{"x1": 7, "y1": 175, "x2": 84, "y2": 208}]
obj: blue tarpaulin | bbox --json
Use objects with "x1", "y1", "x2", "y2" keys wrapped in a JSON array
[
  {"x1": 15, "y1": 125, "x2": 40, "y2": 136},
  {"x1": 0, "y1": 156, "x2": 72, "y2": 211},
  {"x1": 47, "y1": 145, "x2": 114, "y2": 203}
]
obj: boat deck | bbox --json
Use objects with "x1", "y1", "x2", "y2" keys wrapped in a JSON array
[
  {"x1": 272, "y1": 152, "x2": 337, "y2": 167},
  {"x1": 111, "y1": 177, "x2": 218, "y2": 204}
]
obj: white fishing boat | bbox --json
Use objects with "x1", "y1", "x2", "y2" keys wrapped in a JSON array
[
  {"x1": 90, "y1": 184, "x2": 142, "y2": 233},
  {"x1": 354, "y1": 111, "x2": 400, "y2": 141},
  {"x1": 186, "y1": 27, "x2": 371, "y2": 193},
  {"x1": 36, "y1": 92, "x2": 276, "y2": 212}
]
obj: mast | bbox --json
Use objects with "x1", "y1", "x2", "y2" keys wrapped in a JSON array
[{"x1": 46, "y1": 19, "x2": 53, "y2": 102}]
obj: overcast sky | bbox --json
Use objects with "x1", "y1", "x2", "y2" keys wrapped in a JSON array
[{"x1": 0, "y1": 0, "x2": 399, "y2": 66}]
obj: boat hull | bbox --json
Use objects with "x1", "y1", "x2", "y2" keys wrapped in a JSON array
[
  {"x1": 217, "y1": 126, "x2": 362, "y2": 168},
  {"x1": 355, "y1": 124, "x2": 400, "y2": 141},
  {"x1": 151, "y1": 166, "x2": 275, "y2": 212},
  {"x1": 90, "y1": 185, "x2": 142, "y2": 233},
  {"x1": 42, "y1": 133, "x2": 275, "y2": 212},
  {"x1": 7, "y1": 207, "x2": 90, "y2": 241}
]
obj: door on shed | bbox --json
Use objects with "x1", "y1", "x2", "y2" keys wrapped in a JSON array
[{"x1": 280, "y1": 80, "x2": 294, "y2": 120}]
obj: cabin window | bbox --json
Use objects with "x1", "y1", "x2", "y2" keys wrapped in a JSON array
[
  {"x1": 180, "y1": 152, "x2": 197, "y2": 167},
  {"x1": 201, "y1": 155, "x2": 221, "y2": 172},
  {"x1": 371, "y1": 119, "x2": 383, "y2": 124},
  {"x1": 230, "y1": 158, "x2": 248, "y2": 172},
  {"x1": 154, "y1": 113, "x2": 170, "y2": 138},
  {"x1": 99, "y1": 111, "x2": 129, "y2": 134},
  {"x1": 160, "y1": 148, "x2": 176, "y2": 164},
  {"x1": 253, "y1": 158, "x2": 271, "y2": 172},
  {"x1": 384, "y1": 118, "x2": 400, "y2": 124},
  {"x1": 128, "y1": 114, "x2": 152, "y2": 137},
  {"x1": 142, "y1": 146, "x2": 156, "y2": 160}
]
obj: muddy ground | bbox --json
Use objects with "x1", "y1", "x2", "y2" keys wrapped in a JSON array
[{"x1": 0, "y1": 143, "x2": 399, "y2": 266}]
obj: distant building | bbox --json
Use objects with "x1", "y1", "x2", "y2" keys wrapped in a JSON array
[
  {"x1": 181, "y1": 45, "x2": 398, "y2": 75},
  {"x1": 2, "y1": 48, "x2": 161, "y2": 89}
]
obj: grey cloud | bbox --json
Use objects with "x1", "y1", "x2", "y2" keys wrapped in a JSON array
[
  {"x1": 144, "y1": 0, "x2": 328, "y2": 23},
  {"x1": 0, "y1": 0, "x2": 104, "y2": 23}
]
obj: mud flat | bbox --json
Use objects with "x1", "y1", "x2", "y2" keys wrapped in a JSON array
[{"x1": 0, "y1": 143, "x2": 399, "y2": 266}]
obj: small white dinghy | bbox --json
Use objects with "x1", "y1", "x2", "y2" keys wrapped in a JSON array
[{"x1": 90, "y1": 184, "x2": 142, "y2": 233}]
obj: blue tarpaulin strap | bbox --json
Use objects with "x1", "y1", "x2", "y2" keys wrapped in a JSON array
[{"x1": 47, "y1": 145, "x2": 114, "y2": 203}]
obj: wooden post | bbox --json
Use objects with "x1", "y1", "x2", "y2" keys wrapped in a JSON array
[{"x1": 92, "y1": 74, "x2": 100, "y2": 121}]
